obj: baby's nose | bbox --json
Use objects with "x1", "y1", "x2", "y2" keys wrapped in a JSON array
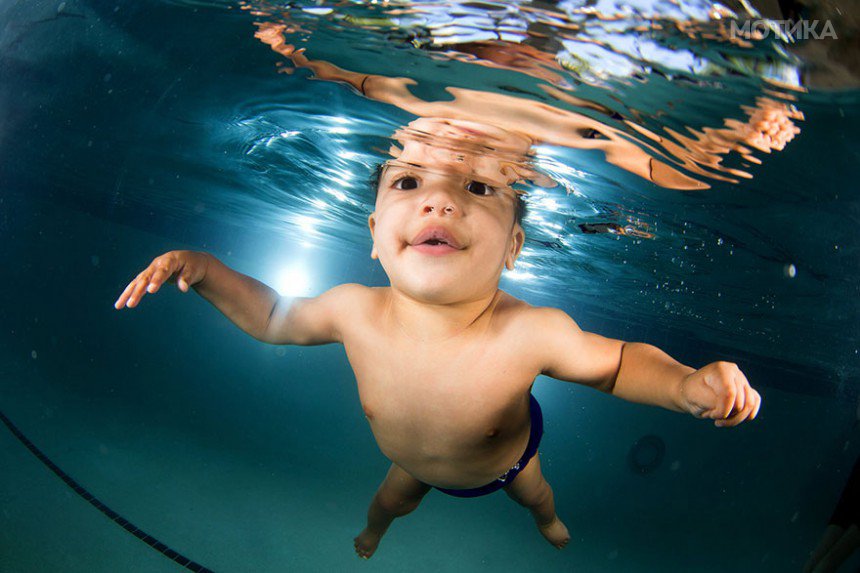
[
  {"x1": 421, "y1": 186, "x2": 459, "y2": 215},
  {"x1": 422, "y1": 202, "x2": 456, "y2": 215}
]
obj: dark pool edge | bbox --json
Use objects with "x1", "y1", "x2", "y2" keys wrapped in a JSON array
[{"x1": 0, "y1": 409, "x2": 215, "y2": 573}]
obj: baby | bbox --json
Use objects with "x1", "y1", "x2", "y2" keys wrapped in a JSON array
[{"x1": 114, "y1": 117, "x2": 761, "y2": 559}]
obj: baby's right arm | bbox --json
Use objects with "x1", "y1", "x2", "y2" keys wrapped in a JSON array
[{"x1": 114, "y1": 250, "x2": 355, "y2": 345}]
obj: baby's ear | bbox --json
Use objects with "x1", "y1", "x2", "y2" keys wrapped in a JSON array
[
  {"x1": 505, "y1": 224, "x2": 525, "y2": 270},
  {"x1": 367, "y1": 213, "x2": 379, "y2": 260}
]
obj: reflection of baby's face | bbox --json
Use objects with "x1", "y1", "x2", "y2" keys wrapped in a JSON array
[
  {"x1": 392, "y1": 118, "x2": 534, "y2": 188},
  {"x1": 367, "y1": 118, "x2": 529, "y2": 304}
]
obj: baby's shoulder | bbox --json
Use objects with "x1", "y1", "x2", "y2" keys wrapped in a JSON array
[
  {"x1": 492, "y1": 291, "x2": 548, "y2": 327},
  {"x1": 324, "y1": 283, "x2": 381, "y2": 306},
  {"x1": 492, "y1": 292, "x2": 575, "y2": 335},
  {"x1": 325, "y1": 283, "x2": 394, "y2": 319}
]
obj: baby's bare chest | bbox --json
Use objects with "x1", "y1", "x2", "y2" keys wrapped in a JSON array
[{"x1": 343, "y1": 333, "x2": 539, "y2": 441}]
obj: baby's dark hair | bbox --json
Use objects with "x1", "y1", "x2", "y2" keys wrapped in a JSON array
[{"x1": 369, "y1": 162, "x2": 527, "y2": 226}]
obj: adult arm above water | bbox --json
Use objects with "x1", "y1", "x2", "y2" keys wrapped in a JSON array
[{"x1": 253, "y1": 22, "x2": 801, "y2": 190}]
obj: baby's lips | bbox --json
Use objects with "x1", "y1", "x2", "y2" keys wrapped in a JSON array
[{"x1": 410, "y1": 226, "x2": 464, "y2": 249}]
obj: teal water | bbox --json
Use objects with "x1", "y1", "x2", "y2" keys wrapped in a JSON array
[{"x1": 1, "y1": 0, "x2": 859, "y2": 571}]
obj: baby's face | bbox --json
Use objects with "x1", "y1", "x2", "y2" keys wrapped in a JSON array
[{"x1": 368, "y1": 118, "x2": 529, "y2": 304}]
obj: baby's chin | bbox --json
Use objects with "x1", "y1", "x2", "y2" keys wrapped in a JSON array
[{"x1": 391, "y1": 274, "x2": 485, "y2": 305}]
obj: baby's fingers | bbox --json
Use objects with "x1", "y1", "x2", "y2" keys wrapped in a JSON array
[
  {"x1": 752, "y1": 389, "x2": 762, "y2": 419},
  {"x1": 126, "y1": 276, "x2": 152, "y2": 308},
  {"x1": 146, "y1": 265, "x2": 174, "y2": 294},
  {"x1": 715, "y1": 385, "x2": 757, "y2": 428},
  {"x1": 113, "y1": 279, "x2": 137, "y2": 310},
  {"x1": 115, "y1": 274, "x2": 145, "y2": 309}
]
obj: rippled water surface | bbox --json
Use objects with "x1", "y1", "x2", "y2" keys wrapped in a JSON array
[{"x1": 2, "y1": 0, "x2": 859, "y2": 571}]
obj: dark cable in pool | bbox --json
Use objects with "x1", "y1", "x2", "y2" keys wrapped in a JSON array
[{"x1": 0, "y1": 409, "x2": 215, "y2": 573}]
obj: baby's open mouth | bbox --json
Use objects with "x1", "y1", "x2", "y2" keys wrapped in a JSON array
[
  {"x1": 409, "y1": 226, "x2": 464, "y2": 255},
  {"x1": 411, "y1": 241, "x2": 460, "y2": 255}
]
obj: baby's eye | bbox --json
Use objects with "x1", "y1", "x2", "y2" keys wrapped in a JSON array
[
  {"x1": 392, "y1": 176, "x2": 419, "y2": 190},
  {"x1": 466, "y1": 180, "x2": 494, "y2": 196}
]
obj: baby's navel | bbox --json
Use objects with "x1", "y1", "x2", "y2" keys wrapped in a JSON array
[{"x1": 486, "y1": 428, "x2": 500, "y2": 438}]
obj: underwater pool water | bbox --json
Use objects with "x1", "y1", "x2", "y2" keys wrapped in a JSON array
[{"x1": 1, "y1": 0, "x2": 859, "y2": 571}]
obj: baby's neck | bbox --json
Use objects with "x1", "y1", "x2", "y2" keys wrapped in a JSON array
[{"x1": 384, "y1": 288, "x2": 501, "y2": 343}]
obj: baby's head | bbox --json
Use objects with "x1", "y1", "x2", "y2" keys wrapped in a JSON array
[{"x1": 366, "y1": 117, "x2": 540, "y2": 304}]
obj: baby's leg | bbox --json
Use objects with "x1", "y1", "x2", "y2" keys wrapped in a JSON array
[
  {"x1": 354, "y1": 462, "x2": 432, "y2": 559},
  {"x1": 804, "y1": 524, "x2": 846, "y2": 573},
  {"x1": 807, "y1": 523, "x2": 860, "y2": 573},
  {"x1": 503, "y1": 451, "x2": 570, "y2": 549}
]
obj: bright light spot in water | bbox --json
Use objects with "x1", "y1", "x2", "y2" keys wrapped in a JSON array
[
  {"x1": 329, "y1": 126, "x2": 349, "y2": 135},
  {"x1": 506, "y1": 269, "x2": 535, "y2": 281},
  {"x1": 330, "y1": 168, "x2": 353, "y2": 182},
  {"x1": 324, "y1": 187, "x2": 347, "y2": 201},
  {"x1": 330, "y1": 116, "x2": 349, "y2": 124},
  {"x1": 539, "y1": 159, "x2": 587, "y2": 178},
  {"x1": 338, "y1": 150, "x2": 358, "y2": 160},
  {"x1": 539, "y1": 198, "x2": 560, "y2": 211},
  {"x1": 274, "y1": 266, "x2": 313, "y2": 297},
  {"x1": 294, "y1": 215, "x2": 318, "y2": 234},
  {"x1": 533, "y1": 145, "x2": 559, "y2": 157}
]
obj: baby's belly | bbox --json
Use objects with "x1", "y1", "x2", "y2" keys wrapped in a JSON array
[{"x1": 367, "y1": 414, "x2": 532, "y2": 489}]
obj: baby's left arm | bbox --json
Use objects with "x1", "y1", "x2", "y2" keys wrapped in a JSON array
[{"x1": 528, "y1": 307, "x2": 761, "y2": 427}]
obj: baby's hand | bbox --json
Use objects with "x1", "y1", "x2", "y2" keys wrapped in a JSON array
[
  {"x1": 114, "y1": 250, "x2": 210, "y2": 309},
  {"x1": 679, "y1": 362, "x2": 761, "y2": 427}
]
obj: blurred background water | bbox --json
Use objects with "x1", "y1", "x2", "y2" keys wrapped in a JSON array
[{"x1": 1, "y1": 0, "x2": 859, "y2": 571}]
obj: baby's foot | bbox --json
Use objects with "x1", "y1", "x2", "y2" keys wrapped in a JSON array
[
  {"x1": 538, "y1": 515, "x2": 570, "y2": 549},
  {"x1": 354, "y1": 527, "x2": 383, "y2": 559}
]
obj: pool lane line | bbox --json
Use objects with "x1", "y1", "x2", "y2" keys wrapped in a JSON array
[{"x1": 0, "y1": 409, "x2": 215, "y2": 573}]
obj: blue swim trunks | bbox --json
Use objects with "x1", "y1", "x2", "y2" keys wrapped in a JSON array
[{"x1": 434, "y1": 393, "x2": 544, "y2": 498}]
